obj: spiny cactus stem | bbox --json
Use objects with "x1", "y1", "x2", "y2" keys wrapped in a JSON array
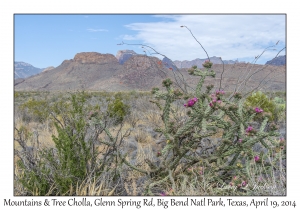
[
  {"x1": 163, "y1": 98, "x2": 171, "y2": 131},
  {"x1": 195, "y1": 76, "x2": 206, "y2": 98},
  {"x1": 193, "y1": 131, "x2": 217, "y2": 139},
  {"x1": 229, "y1": 152, "x2": 240, "y2": 165},
  {"x1": 174, "y1": 115, "x2": 197, "y2": 139},
  {"x1": 259, "y1": 138, "x2": 269, "y2": 149},
  {"x1": 222, "y1": 109, "x2": 239, "y2": 124},
  {"x1": 98, "y1": 121, "x2": 115, "y2": 142},
  {"x1": 259, "y1": 118, "x2": 269, "y2": 132},
  {"x1": 243, "y1": 134, "x2": 271, "y2": 148},
  {"x1": 169, "y1": 148, "x2": 190, "y2": 170},
  {"x1": 168, "y1": 170, "x2": 176, "y2": 193},
  {"x1": 221, "y1": 146, "x2": 240, "y2": 157},
  {"x1": 149, "y1": 100, "x2": 163, "y2": 111},
  {"x1": 118, "y1": 153, "x2": 148, "y2": 175}
]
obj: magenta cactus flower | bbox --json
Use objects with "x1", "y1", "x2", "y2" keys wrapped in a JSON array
[
  {"x1": 238, "y1": 139, "x2": 242, "y2": 143},
  {"x1": 209, "y1": 99, "x2": 222, "y2": 108},
  {"x1": 184, "y1": 97, "x2": 198, "y2": 107},
  {"x1": 254, "y1": 107, "x2": 263, "y2": 113},
  {"x1": 187, "y1": 100, "x2": 195, "y2": 107},
  {"x1": 254, "y1": 155, "x2": 260, "y2": 162},
  {"x1": 216, "y1": 90, "x2": 225, "y2": 95},
  {"x1": 246, "y1": 126, "x2": 253, "y2": 133},
  {"x1": 241, "y1": 181, "x2": 247, "y2": 187}
]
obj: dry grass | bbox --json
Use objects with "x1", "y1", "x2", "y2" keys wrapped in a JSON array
[
  {"x1": 133, "y1": 129, "x2": 152, "y2": 144},
  {"x1": 14, "y1": 91, "x2": 286, "y2": 196}
]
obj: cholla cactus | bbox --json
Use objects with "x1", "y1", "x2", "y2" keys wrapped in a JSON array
[{"x1": 142, "y1": 61, "x2": 280, "y2": 195}]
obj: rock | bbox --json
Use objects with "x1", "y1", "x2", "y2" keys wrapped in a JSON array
[
  {"x1": 144, "y1": 127, "x2": 159, "y2": 139},
  {"x1": 116, "y1": 50, "x2": 137, "y2": 64},
  {"x1": 249, "y1": 122, "x2": 260, "y2": 130},
  {"x1": 73, "y1": 52, "x2": 118, "y2": 64},
  {"x1": 123, "y1": 55, "x2": 159, "y2": 71},
  {"x1": 117, "y1": 55, "x2": 170, "y2": 90},
  {"x1": 253, "y1": 142, "x2": 268, "y2": 154},
  {"x1": 123, "y1": 137, "x2": 138, "y2": 153}
]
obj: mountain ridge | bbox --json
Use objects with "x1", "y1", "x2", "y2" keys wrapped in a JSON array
[{"x1": 15, "y1": 51, "x2": 286, "y2": 92}]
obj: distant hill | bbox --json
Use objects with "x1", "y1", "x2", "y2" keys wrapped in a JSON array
[
  {"x1": 15, "y1": 51, "x2": 286, "y2": 92},
  {"x1": 173, "y1": 56, "x2": 238, "y2": 69},
  {"x1": 14, "y1": 62, "x2": 44, "y2": 79},
  {"x1": 266, "y1": 55, "x2": 286, "y2": 66}
]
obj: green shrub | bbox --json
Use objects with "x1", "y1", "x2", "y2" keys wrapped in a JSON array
[
  {"x1": 244, "y1": 91, "x2": 277, "y2": 121},
  {"x1": 19, "y1": 98, "x2": 49, "y2": 123},
  {"x1": 107, "y1": 97, "x2": 130, "y2": 124},
  {"x1": 15, "y1": 92, "x2": 119, "y2": 195}
]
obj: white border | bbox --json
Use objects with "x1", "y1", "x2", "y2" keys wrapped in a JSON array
[{"x1": 1, "y1": 1, "x2": 299, "y2": 209}]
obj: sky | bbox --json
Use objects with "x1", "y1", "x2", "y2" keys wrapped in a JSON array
[{"x1": 14, "y1": 14, "x2": 286, "y2": 68}]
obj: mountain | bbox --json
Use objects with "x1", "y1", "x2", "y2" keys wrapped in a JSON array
[
  {"x1": 15, "y1": 51, "x2": 286, "y2": 92},
  {"x1": 173, "y1": 56, "x2": 238, "y2": 69},
  {"x1": 15, "y1": 52, "x2": 174, "y2": 91},
  {"x1": 266, "y1": 55, "x2": 286, "y2": 66},
  {"x1": 116, "y1": 50, "x2": 137, "y2": 64},
  {"x1": 14, "y1": 62, "x2": 44, "y2": 79}
]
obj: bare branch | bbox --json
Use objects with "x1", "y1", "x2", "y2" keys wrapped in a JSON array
[{"x1": 180, "y1": 25, "x2": 210, "y2": 62}]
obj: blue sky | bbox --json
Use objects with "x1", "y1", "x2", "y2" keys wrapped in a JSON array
[{"x1": 14, "y1": 14, "x2": 286, "y2": 68}]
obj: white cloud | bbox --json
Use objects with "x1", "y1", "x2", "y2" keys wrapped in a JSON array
[
  {"x1": 87, "y1": 28, "x2": 108, "y2": 32},
  {"x1": 123, "y1": 15, "x2": 286, "y2": 63}
]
